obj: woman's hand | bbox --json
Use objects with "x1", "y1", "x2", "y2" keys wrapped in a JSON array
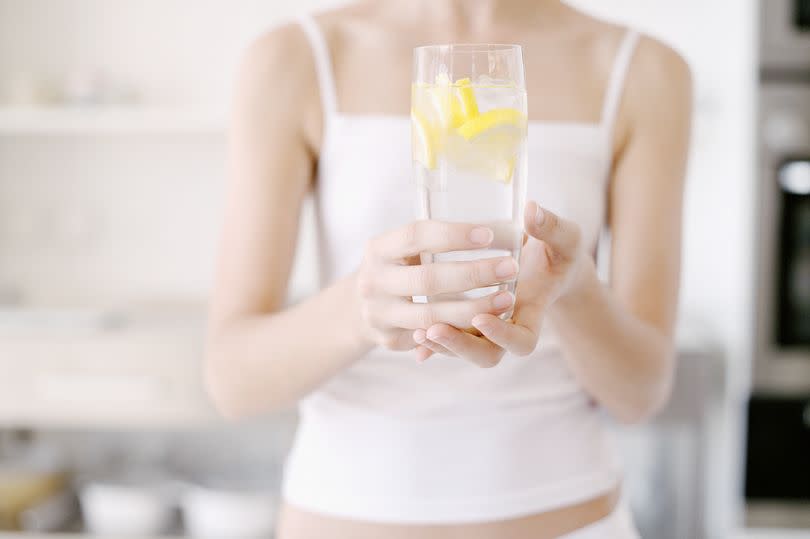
[
  {"x1": 355, "y1": 220, "x2": 520, "y2": 353},
  {"x1": 412, "y1": 201, "x2": 586, "y2": 366}
]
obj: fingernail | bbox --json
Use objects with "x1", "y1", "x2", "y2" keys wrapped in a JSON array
[
  {"x1": 413, "y1": 330, "x2": 426, "y2": 344},
  {"x1": 426, "y1": 327, "x2": 447, "y2": 343},
  {"x1": 469, "y1": 227, "x2": 494, "y2": 245},
  {"x1": 472, "y1": 316, "x2": 492, "y2": 331},
  {"x1": 535, "y1": 206, "x2": 546, "y2": 226},
  {"x1": 492, "y1": 292, "x2": 514, "y2": 310},
  {"x1": 495, "y1": 258, "x2": 518, "y2": 279}
]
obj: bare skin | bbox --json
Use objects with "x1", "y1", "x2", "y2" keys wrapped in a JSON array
[{"x1": 205, "y1": 0, "x2": 692, "y2": 537}]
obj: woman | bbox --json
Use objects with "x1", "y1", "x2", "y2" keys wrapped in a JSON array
[{"x1": 205, "y1": 0, "x2": 691, "y2": 537}]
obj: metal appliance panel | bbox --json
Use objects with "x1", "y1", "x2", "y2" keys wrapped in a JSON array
[
  {"x1": 755, "y1": 82, "x2": 810, "y2": 392},
  {"x1": 761, "y1": 0, "x2": 810, "y2": 72}
]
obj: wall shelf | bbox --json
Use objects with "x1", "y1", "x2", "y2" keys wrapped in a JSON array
[{"x1": 0, "y1": 106, "x2": 226, "y2": 135}]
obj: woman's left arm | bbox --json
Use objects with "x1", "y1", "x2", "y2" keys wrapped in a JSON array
[
  {"x1": 415, "y1": 38, "x2": 692, "y2": 424},
  {"x1": 543, "y1": 39, "x2": 692, "y2": 423}
]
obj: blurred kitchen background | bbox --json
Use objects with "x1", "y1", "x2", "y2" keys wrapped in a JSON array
[{"x1": 0, "y1": 0, "x2": 807, "y2": 538}]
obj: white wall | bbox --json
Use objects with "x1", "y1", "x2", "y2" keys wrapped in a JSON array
[
  {"x1": 0, "y1": 0, "x2": 343, "y2": 107},
  {"x1": 0, "y1": 0, "x2": 341, "y2": 306}
]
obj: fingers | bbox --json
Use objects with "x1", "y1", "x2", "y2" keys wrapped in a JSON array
[
  {"x1": 414, "y1": 345, "x2": 435, "y2": 362},
  {"x1": 371, "y1": 256, "x2": 518, "y2": 296},
  {"x1": 368, "y1": 328, "x2": 420, "y2": 351},
  {"x1": 423, "y1": 324, "x2": 505, "y2": 368},
  {"x1": 524, "y1": 201, "x2": 581, "y2": 258},
  {"x1": 370, "y1": 221, "x2": 494, "y2": 261},
  {"x1": 366, "y1": 291, "x2": 515, "y2": 330},
  {"x1": 413, "y1": 329, "x2": 455, "y2": 358},
  {"x1": 471, "y1": 313, "x2": 538, "y2": 356}
]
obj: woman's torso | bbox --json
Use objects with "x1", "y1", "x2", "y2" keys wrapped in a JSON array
[{"x1": 279, "y1": 3, "x2": 639, "y2": 537}]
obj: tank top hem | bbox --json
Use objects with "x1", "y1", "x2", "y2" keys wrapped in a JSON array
[{"x1": 281, "y1": 472, "x2": 619, "y2": 524}]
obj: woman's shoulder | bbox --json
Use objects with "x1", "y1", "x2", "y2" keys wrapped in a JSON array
[
  {"x1": 631, "y1": 35, "x2": 692, "y2": 88},
  {"x1": 239, "y1": 22, "x2": 314, "y2": 83},
  {"x1": 232, "y1": 17, "x2": 333, "y2": 150},
  {"x1": 562, "y1": 4, "x2": 689, "y2": 79},
  {"x1": 235, "y1": 3, "x2": 376, "y2": 98},
  {"x1": 242, "y1": 5, "x2": 380, "y2": 75},
  {"x1": 572, "y1": 7, "x2": 690, "y2": 86}
]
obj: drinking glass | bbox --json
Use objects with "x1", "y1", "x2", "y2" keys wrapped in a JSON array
[{"x1": 412, "y1": 44, "x2": 528, "y2": 320}]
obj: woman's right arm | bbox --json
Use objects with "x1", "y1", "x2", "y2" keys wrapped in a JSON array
[
  {"x1": 205, "y1": 26, "x2": 520, "y2": 419},
  {"x1": 205, "y1": 26, "x2": 365, "y2": 419}
]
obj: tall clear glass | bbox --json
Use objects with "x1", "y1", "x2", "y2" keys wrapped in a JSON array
[{"x1": 412, "y1": 44, "x2": 528, "y2": 320}]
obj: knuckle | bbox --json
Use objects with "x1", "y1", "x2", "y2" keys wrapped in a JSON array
[
  {"x1": 415, "y1": 265, "x2": 439, "y2": 295},
  {"x1": 360, "y1": 303, "x2": 377, "y2": 328},
  {"x1": 356, "y1": 271, "x2": 375, "y2": 299},
  {"x1": 438, "y1": 222, "x2": 455, "y2": 244},
  {"x1": 464, "y1": 261, "x2": 485, "y2": 289},
  {"x1": 380, "y1": 333, "x2": 403, "y2": 350},
  {"x1": 402, "y1": 222, "x2": 422, "y2": 252},
  {"x1": 416, "y1": 304, "x2": 438, "y2": 328}
]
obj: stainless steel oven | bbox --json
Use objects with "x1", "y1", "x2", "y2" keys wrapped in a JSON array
[{"x1": 748, "y1": 0, "x2": 810, "y2": 528}]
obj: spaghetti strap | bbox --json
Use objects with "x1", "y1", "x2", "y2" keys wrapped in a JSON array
[
  {"x1": 601, "y1": 30, "x2": 640, "y2": 134},
  {"x1": 298, "y1": 14, "x2": 339, "y2": 117}
]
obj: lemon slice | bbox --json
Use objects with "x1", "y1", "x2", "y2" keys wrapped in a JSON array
[
  {"x1": 457, "y1": 108, "x2": 527, "y2": 141},
  {"x1": 411, "y1": 108, "x2": 436, "y2": 169},
  {"x1": 450, "y1": 108, "x2": 526, "y2": 183},
  {"x1": 426, "y1": 86, "x2": 465, "y2": 129},
  {"x1": 454, "y1": 78, "x2": 479, "y2": 119}
]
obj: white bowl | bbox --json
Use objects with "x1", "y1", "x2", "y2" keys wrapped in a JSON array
[
  {"x1": 181, "y1": 485, "x2": 277, "y2": 539},
  {"x1": 80, "y1": 483, "x2": 174, "y2": 536}
]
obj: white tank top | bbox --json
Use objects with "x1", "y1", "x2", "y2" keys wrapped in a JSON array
[{"x1": 282, "y1": 14, "x2": 641, "y2": 524}]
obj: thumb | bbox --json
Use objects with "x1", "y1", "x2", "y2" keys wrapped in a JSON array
[{"x1": 524, "y1": 201, "x2": 581, "y2": 258}]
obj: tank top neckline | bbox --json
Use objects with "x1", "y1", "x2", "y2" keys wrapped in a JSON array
[
  {"x1": 297, "y1": 13, "x2": 641, "y2": 147},
  {"x1": 328, "y1": 111, "x2": 605, "y2": 131}
]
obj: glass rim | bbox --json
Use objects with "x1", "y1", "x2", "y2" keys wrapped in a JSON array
[{"x1": 414, "y1": 43, "x2": 522, "y2": 54}]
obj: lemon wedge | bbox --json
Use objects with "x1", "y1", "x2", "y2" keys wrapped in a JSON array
[
  {"x1": 411, "y1": 108, "x2": 436, "y2": 169},
  {"x1": 414, "y1": 75, "x2": 481, "y2": 130},
  {"x1": 454, "y1": 78, "x2": 479, "y2": 120},
  {"x1": 457, "y1": 108, "x2": 527, "y2": 141},
  {"x1": 426, "y1": 86, "x2": 465, "y2": 129},
  {"x1": 449, "y1": 108, "x2": 526, "y2": 183}
]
